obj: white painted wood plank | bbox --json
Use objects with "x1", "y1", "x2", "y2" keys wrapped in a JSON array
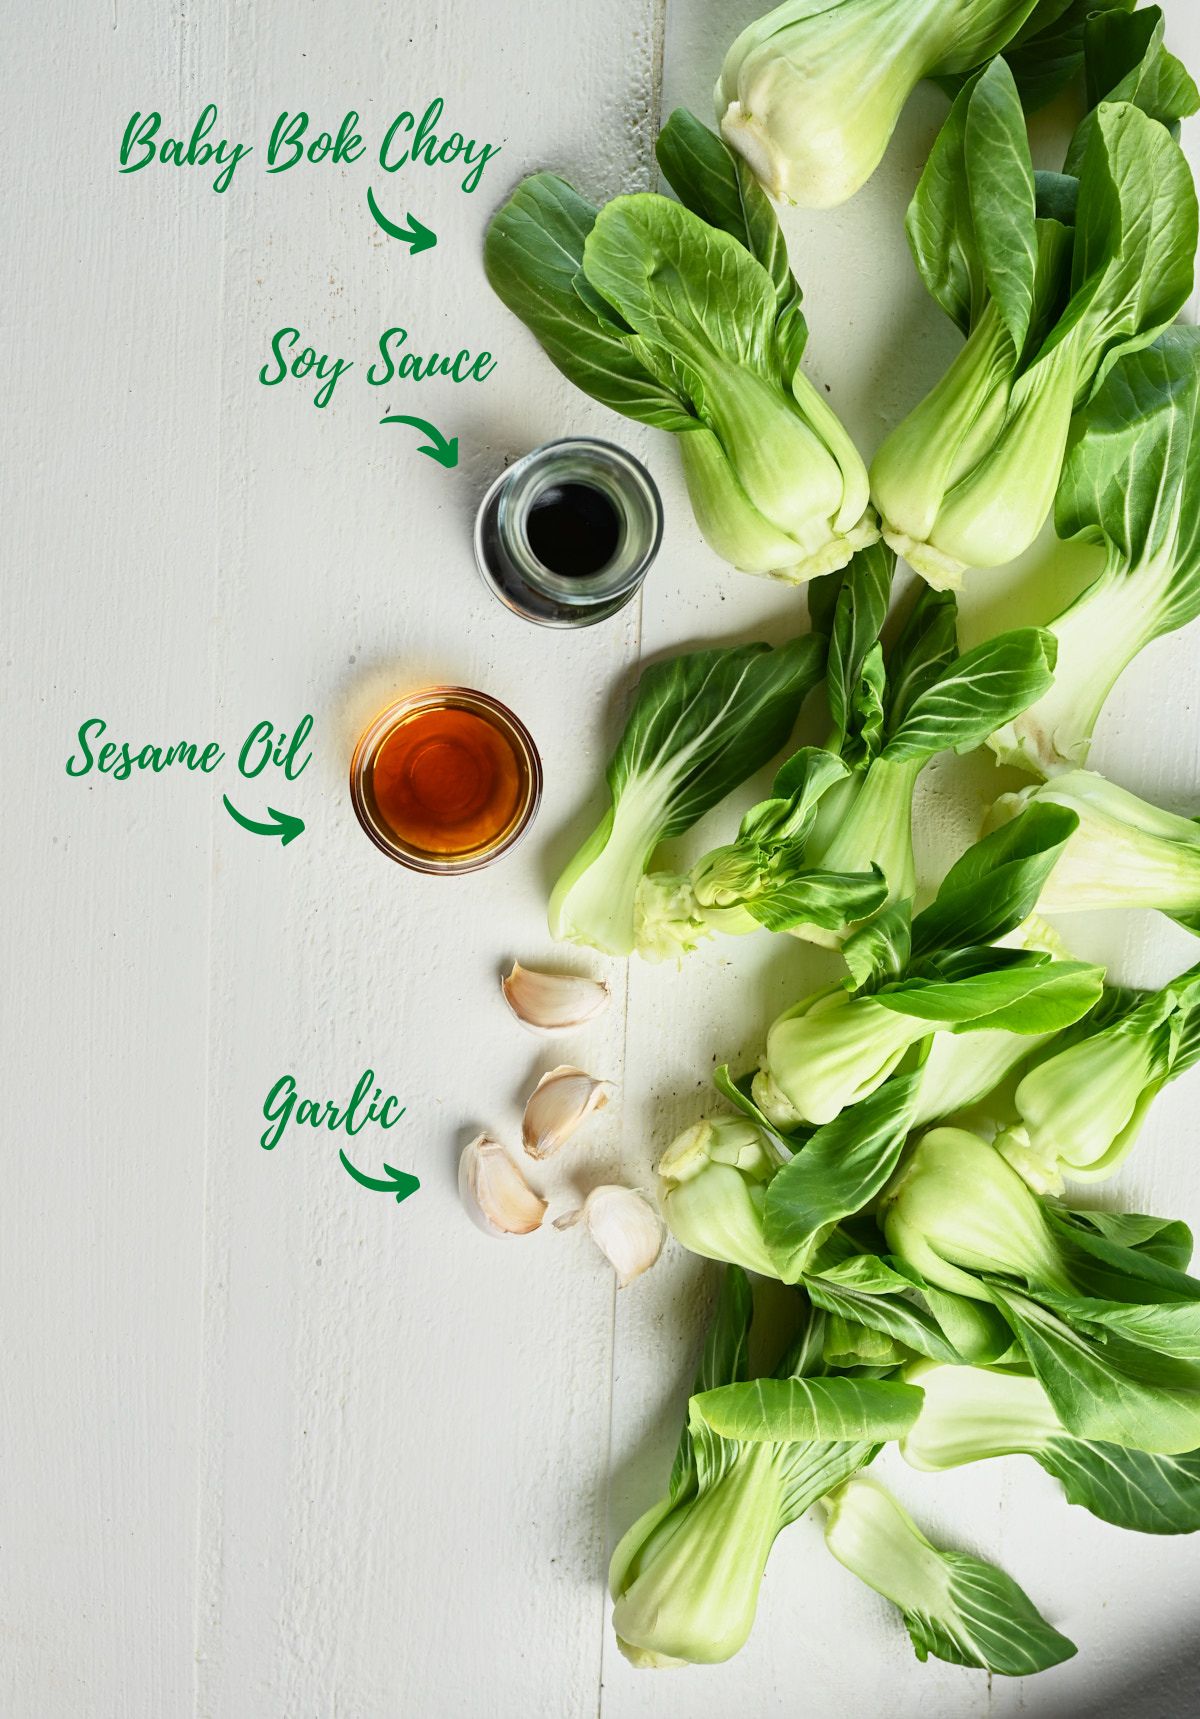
[
  {"x1": 1, "y1": 4, "x2": 226, "y2": 1712},
  {"x1": 605, "y1": 4, "x2": 1200, "y2": 1716},
  {"x1": 190, "y1": 4, "x2": 665, "y2": 1718}
]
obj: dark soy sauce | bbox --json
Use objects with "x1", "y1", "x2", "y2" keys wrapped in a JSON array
[{"x1": 525, "y1": 482, "x2": 620, "y2": 577}]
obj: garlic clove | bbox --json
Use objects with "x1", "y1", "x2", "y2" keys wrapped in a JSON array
[
  {"x1": 555, "y1": 1185, "x2": 664, "y2": 1287},
  {"x1": 458, "y1": 1133, "x2": 548, "y2": 1238},
  {"x1": 522, "y1": 1066, "x2": 611, "y2": 1160},
  {"x1": 501, "y1": 961, "x2": 611, "y2": 1034}
]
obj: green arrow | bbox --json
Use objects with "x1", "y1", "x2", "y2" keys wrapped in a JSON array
[
  {"x1": 222, "y1": 794, "x2": 305, "y2": 846},
  {"x1": 339, "y1": 1148, "x2": 420, "y2": 1205},
  {"x1": 380, "y1": 413, "x2": 459, "y2": 468},
  {"x1": 366, "y1": 187, "x2": 437, "y2": 254}
]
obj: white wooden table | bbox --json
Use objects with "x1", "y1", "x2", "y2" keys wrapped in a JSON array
[{"x1": 5, "y1": 3, "x2": 1200, "y2": 1715}]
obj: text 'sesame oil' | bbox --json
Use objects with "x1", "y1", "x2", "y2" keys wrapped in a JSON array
[{"x1": 350, "y1": 689, "x2": 542, "y2": 873}]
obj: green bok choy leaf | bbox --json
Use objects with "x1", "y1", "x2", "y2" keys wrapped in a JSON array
[
  {"x1": 989, "y1": 769, "x2": 1200, "y2": 931},
  {"x1": 991, "y1": 328, "x2": 1200, "y2": 775},
  {"x1": 901, "y1": 1359, "x2": 1200, "y2": 1534},
  {"x1": 753, "y1": 806, "x2": 1102, "y2": 1128},
  {"x1": 822, "y1": 1475, "x2": 1076, "y2": 1673},
  {"x1": 549, "y1": 634, "x2": 823, "y2": 954}
]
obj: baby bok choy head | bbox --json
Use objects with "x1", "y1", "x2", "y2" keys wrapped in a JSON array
[
  {"x1": 901, "y1": 1359, "x2": 1200, "y2": 1535},
  {"x1": 869, "y1": 56, "x2": 1197, "y2": 588},
  {"x1": 989, "y1": 769, "x2": 1200, "y2": 931},
  {"x1": 884, "y1": 1131, "x2": 1200, "y2": 1455},
  {"x1": 991, "y1": 327, "x2": 1200, "y2": 776},
  {"x1": 634, "y1": 746, "x2": 888, "y2": 962},
  {"x1": 996, "y1": 961, "x2": 1200, "y2": 1193},
  {"x1": 657, "y1": 1116, "x2": 788, "y2": 1279},
  {"x1": 821, "y1": 1475, "x2": 1076, "y2": 1673},
  {"x1": 792, "y1": 548, "x2": 1058, "y2": 935},
  {"x1": 752, "y1": 804, "x2": 1104, "y2": 1129},
  {"x1": 610, "y1": 1266, "x2": 923, "y2": 1667},
  {"x1": 485, "y1": 110, "x2": 875, "y2": 585},
  {"x1": 549, "y1": 633, "x2": 823, "y2": 955},
  {"x1": 713, "y1": 0, "x2": 1126, "y2": 209}
]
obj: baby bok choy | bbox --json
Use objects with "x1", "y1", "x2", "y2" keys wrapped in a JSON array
[
  {"x1": 790, "y1": 545, "x2": 1058, "y2": 934},
  {"x1": 882, "y1": 1128, "x2": 1200, "y2": 1455},
  {"x1": 996, "y1": 961, "x2": 1200, "y2": 1193},
  {"x1": 610, "y1": 1265, "x2": 923, "y2": 1666},
  {"x1": 752, "y1": 804, "x2": 1104, "y2": 1129},
  {"x1": 548, "y1": 634, "x2": 824, "y2": 955},
  {"x1": 634, "y1": 746, "x2": 888, "y2": 962},
  {"x1": 990, "y1": 327, "x2": 1200, "y2": 775},
  {"x1": 870, "y1": 59, "x2": 1197, "y2": 588},
  {"x1": 821, "y1": 1475, "x2": 1076, "y2": 1673},
  {"x1": 485, "y1": 110, "x2": 876, "y2": 585},
  {"x1": 989, "y1": 769, "x2": 1200, "y2": 931},
  {"x1": 901, "y1": 1359, "x2": 1200, "y2": 1535},
  {"x1": 714, "y1": 0, "x2": 1132, "y2": 209}
]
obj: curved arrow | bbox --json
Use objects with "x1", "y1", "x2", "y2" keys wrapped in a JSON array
[
  {"x1": 222, "y1": 795, "x2": 305, "y2": 846},
  {"x1": 379, "y1": 413, "x2": 458, "y2": 468},
  {"x1": 339, "y1": 1148, "x2": 420, "y2": 1205},
  {"x1": 366, "y1": 187, "x2": 437, "y2": 254}
]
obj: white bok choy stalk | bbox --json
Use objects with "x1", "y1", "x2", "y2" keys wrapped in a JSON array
[
  {"x1": 610, "y1": 1266, "x2": 922, "y2": 1666},
  {"x1": 900, "y1": 1359, "x2": 1200, "y2": 1535},
  {"x1": 996, "y1": 961, "x2": 1200, "y2": 1193},
  {"x1": 882, "y1": 1129, "x2": 1200, "y2": 1455},
  {"x1": 485, "y1": 111, "x2": 876, "y2": 585},
  {"x1": 821, "y1": 1476, "x2": 1076, "y2": 1673},
  {"x1": 869, "y1": 58, "x2": 1197, "y2": 588},
  {"x1": 549, "y1": 633, "x2": 824, "y2": 955},
  {"x1": 988, "y1": 769, "x2": 1200, "y2": 932},
  {"x1": 991, "y1": 328, "x2": 1200, "y2": 775},
  {"x1": 714, "y1": 0, "x2": 1137, "y2": 208}
]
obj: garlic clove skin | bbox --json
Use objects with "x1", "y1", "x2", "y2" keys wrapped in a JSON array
[
  {"x1": 555, "y1": 1185, "x2": 665, "y2": 1287},
  {"x1": 458, "y1": 1133, "x2": 548, "y2": 1238},
  {"x1": 522, "y1": 1066, "x2": 611, "y2": 1159},
  {"x1": 501, "y1": 961, "x2": 611, "y2": 1034}
]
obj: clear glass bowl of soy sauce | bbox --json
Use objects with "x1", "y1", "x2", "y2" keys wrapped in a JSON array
[{"x1": 473, "y1": 438, "x2": 663, "y2": 627}]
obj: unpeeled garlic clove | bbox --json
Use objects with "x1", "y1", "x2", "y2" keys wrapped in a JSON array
[
  {"x1": 522, "y1": 1066, "x2": 611, "y2": 1160},
  {"x1": 555, "y1": 1185, "x2": 664, "y2": 1287},
  {"x1": 458, "y1": 1133, "x2": 548, "y2": 1238},
  {"x1": 501, "y1": 961, "x2": 610, "y2": 1034}
]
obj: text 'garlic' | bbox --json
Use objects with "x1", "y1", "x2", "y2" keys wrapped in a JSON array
[
  {"x1": 523, "y1": 1066, "x2": 611, "y2": 1159},
  {"x1": 556, "y1": 1185, "x2": 664, "y2": 1287},
  {"x1": 501, "y1": 961, "x2": 610, "y2": 1034},
  {"x1": 459, "y1": 1133, "x2": 547, "y2": 1238}
]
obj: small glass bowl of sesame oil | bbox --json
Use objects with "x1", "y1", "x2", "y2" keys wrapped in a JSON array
[{"x1": 349, "y1": 687, "x2": 542, "y2": 873}]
